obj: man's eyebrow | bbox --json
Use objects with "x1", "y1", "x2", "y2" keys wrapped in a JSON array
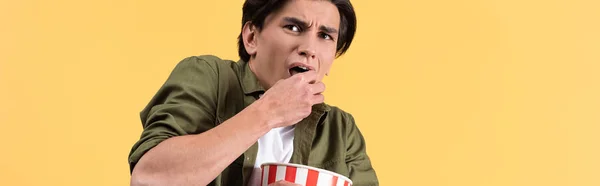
[
  {"x1": 283, "y1": 17, "x2": 338, "y2": 34},
  {"x1": 319, "y1": 25, "x2": 338, "y2": 35},
  {"x1": 283, "y1": 17, "x2": 309, "y2": 29}
]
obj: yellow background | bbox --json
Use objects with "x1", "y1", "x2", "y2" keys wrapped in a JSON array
[{"x1": 1, "y1": 0, "x2": 599, "y2": 185}]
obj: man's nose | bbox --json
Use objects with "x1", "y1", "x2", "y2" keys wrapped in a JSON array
[{"x1": 298, "y1": 38, "x2": 317, "y2": 60}]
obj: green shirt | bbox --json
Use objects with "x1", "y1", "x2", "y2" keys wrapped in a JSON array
[{"x1": 128, "y1": 55, "x2": 379, "y2": 186}]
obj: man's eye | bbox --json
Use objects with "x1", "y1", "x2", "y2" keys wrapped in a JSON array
[
  {"x1": 320, "y1": 33, "x2": 333, "y2": 40},
  {"x1": 284, "y1": 25, "x2": 301, "y2": 32}
]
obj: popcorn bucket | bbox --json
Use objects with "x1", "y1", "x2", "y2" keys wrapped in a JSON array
[{"x1": 260, "y1": 162, "x2": 353, "y2": 186}]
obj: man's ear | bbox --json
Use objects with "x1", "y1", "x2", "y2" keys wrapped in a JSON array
[{"x1": 242, "y1": 22, "x2": 258, "y2": 56}]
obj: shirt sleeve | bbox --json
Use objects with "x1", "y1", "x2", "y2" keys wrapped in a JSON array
[
  {"x1": 128, "y1": 56, "x2": 219, "y2": 173},
  {"x1": 345, "y1": 113, "x2": 379, "y2": 186}
]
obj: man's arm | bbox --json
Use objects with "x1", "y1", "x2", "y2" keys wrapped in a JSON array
[
  {"x1": 345, "y1": 114, "x2": 379, "y2": 186},
  {"x1": 129, "y1": 56, "x2": 272, "y2": 186},
  {"x1": 130, "y1": 103, "x2": 271, "y2": 186},
  {"x1": 129, "y1": 56, "x2": 326, "y2": 186}
]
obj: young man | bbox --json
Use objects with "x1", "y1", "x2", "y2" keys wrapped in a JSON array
[{"x1": 128, "y1": 0, "x2": 378, "y2": 185}]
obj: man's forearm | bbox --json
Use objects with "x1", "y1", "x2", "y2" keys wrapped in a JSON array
[{"x1": 130, "y1": 103, "x2": 271, "y2": 186}]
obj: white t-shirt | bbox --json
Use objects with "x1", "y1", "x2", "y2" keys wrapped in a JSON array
[{"x1": 247, "y1": 125, "x2": 295, "y2": 186}]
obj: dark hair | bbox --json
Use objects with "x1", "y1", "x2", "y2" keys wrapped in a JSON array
[{"x1": 237, "y1": 0, "x2": 357, "y2": 62}]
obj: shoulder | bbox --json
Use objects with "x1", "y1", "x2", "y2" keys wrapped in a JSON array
[
  {"x1": 325, "y1": 105, "x2": 355, "y2": 122},
  {"x1": 167, "y1": 55, "x2": 241, "y2": 82},
  {"x1": 323, "y1": 104, "x2": 358, "y2": 133},
  {"x1": 174, "y1": 55, "x2": 237, "y2": 72}
]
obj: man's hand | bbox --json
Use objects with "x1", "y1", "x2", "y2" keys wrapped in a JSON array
[
  {"x1": 268, "y1": 180, "x2": 302, "y2": 186},
  {"x1": 255, "y1": 70, "x2": 325, "y2": 129}
]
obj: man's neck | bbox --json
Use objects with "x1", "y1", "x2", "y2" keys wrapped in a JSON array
[{"x1": 247, "y1": 58, "x2": 272, "y2": 90}]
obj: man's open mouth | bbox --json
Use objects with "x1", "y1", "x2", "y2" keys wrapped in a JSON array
[{"x1": 289, "y1": 65, "x2": 309, "y2": 76}]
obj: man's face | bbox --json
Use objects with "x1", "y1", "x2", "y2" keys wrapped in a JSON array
[{"x1": 246, "y1": 0, "x2": 341, "y2": 89}]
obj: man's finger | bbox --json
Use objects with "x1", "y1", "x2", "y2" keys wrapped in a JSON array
[
  {"x1": 312, "y1": 93, "x2": 325, "y2": 104},
  {"x1": 297, "y1": 70, "x2": 319, "y2": 84},
  {"x1": 310, "y1": 82, "x2": 326, "y2": 94}
]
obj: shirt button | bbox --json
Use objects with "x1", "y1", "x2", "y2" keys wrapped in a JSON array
[{"x1": 246, "y1": 157, "x2": 250, "y2": 160}]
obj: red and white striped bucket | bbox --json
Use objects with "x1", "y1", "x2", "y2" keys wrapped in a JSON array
[{"x1": 260, "y1": 162, "x2": 353, "y2": 186}]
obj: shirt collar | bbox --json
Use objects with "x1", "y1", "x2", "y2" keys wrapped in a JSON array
[
  {"x1": 312, "y1": 102, "x2": 331, "y2": 115},
  {"x1": 239, "y1": 59, "x2": 265, "y2": 95}
]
